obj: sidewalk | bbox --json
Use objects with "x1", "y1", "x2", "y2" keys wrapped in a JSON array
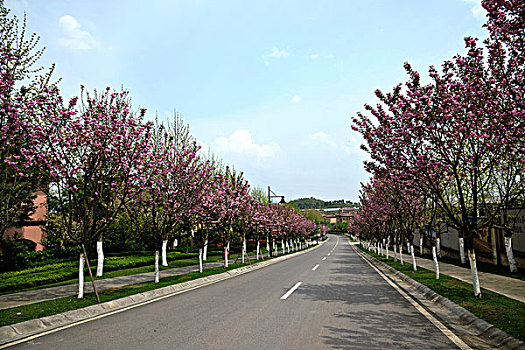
[
  {"x1": 378, "y1": 247, "x2": 525, "y2": 303},
  {"x1": 0, "y1": 254, "x2": 269, "y2": 310}
]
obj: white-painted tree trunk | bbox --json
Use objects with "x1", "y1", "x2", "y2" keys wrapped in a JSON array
[
  {"x1": 411, "y1": 245, "x2": 417, "y2": 272},
  {"x1": 436, "y1": 238, "x2": 441, "y2": 258},
  {"x1": 432, "y1": 246, "x2": 439, "y2": 279},
  {"x1": 96, "y1": 241, "x2": 104, "y2": 277},
  {"x1": 505, "y1": 237, "x2": 518, "y2": 273},
  {"x1": 242, "y1": 239, "x2": 246, "y2": 263},
  {"x1": 161, "y1": 239, "x2": 168, "y2": 267},
  {"x1": 154, "y1": 250, "x2": 160, "y2": 283},
  {"x1": 399, "y1": 244, "x2": 404, "y2": 265},
  {"x1": 203, "y1": 239, "x2": 208, "y2": 260},
  {"x1": 419, "y1": 237, "x2": 423, "y2": 256},
  {"x1": 468, "y1": 249, "x2": 482, "y2": 297},
  {"x1": 394, "y1": 245, "x2": 398, "y2": 262},
  {"x1": 173, "y1": 238, "x2": 178, "y2": 248},
  {"x1": 282, "y1": 240, "x2": 285, "y2": 255},
  {"x1": 224, "y1": 245, "x2": 229, "y2": 268},
  {"x1": 266, "y1": 236, "x2": 270, "y2": 255},
  {"x1": 199, "y1": 248, "x2": 203, "y2": 273},
  {"x1": 386, "y1": 244, "x2": 389, "y2": 259},
  {"x1": 459, "y1": 237, "x2": 466, "y2": 264},
  {"x1": 78, "y1": 253, "x2": 85, "y2": 299},
  {"x1": 256, "y1": 240, "x2": 260, "y2": 260}
]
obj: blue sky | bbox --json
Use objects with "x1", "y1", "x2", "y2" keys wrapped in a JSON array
[{"x1": 6, "y1": 0, "x2": 487, "y2": 202}]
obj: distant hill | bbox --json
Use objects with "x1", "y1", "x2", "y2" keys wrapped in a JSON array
[{"x1": 288, "y1": 197, "x2": 359, "y2": 210}]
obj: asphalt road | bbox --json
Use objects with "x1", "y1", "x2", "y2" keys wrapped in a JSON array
[{"x1": 10, "y1": 235, "x2": 466, "y2": 349}]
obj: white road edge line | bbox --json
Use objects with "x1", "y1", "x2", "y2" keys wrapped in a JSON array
[
  {"x1": 354, "y1": 244, "x2": 472, "y2": 350},
  {"x1": 322, "y1": 257, "x2": 327, "y2": 261},
  {"x1": 328, "y1": 253, "x2": 331, "y2": 256},
  {"x1": 280, "y1": 282, "x2": 302, "y2": 300},
  {"x1": 312, "y1": 264, "x2": 320, "y2": 271}
]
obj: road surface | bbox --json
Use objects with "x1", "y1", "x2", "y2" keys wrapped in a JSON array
[{"x1": 9, "y1": 235, "x2": 474, "y2": 349}]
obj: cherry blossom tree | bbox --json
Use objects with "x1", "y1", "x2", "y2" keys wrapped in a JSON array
[
  {"x1": 32, "y1": 86, "x2": 152, "y2": 298},
  {"x1": 0, "y1": 3, "x2": 53, "y2": 241}
]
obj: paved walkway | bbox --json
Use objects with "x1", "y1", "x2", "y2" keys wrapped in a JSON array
[
  {"x1": 0, "y1": 253, "x2": 272, "y2": 310},
  {"x1": 379, "y1": 247, "x2": 525, "y2": 303}
]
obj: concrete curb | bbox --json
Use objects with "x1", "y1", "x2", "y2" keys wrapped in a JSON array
[
  {"x1": 0, "y1": 243, "x2": 321, "y2": 348},
  {"x1": 355, "y1": 246, "x2": 525, "y2": 350}
]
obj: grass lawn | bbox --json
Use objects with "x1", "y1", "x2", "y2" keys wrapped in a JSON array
[
  {"x1": 0, "y1": 248, "x2": 269, "y2": 295},
  {"x1": 359, "y1": 246, "x2": 525, "y2": 341}
]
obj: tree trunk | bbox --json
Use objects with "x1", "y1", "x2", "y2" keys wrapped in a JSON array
[
  {"x1": 282, "y1": 240, "x2": 285, "y2": 255},
  {"x1": 411, "y1": 245, "x2": 417, "y2": 272},
  {"x1": 432, "y1": 246, "x2": 439, "y2": 279},
  {"x1": 419, "y1": 237, "x2": 423, "y2": 256},
  {"x1": 96, "y1": 241, "x2": 104, "y2": 277},
  {"x1": 459, "y1": 237, "x2": 466, "y2": 264},
  {"x1": 224, "y1": 244, "x2": 229, "y2": 268},
  {"x1": 399, "y1": 244, "x2": 403, "y2": 265},
  {"x1": 468, "y1": 249, "x2": 482, "y2": 297},
  {"x1": 491, "y1": 229, "x2": 498, "y2": 265},
  {"x1": 504, "y1": 237, "x2": 518, "y2": 273},
  {"x1": 386, "y1": 244, "x2": 389, "y2": 259},
  {"x1": 436, "y1": 237, "x2": 441, "y2": 258},
  {"x1": 394, "y1": 245, "x2": 398, "y2": 262},
  {"x1": 266, "y1": 236, "x2": 270, "y2": 255},
  {"x1": 81, "y1": 244, "x2": 100, "y2": 303},
  {"x1": 161, "y1": 239, "x2": 168, "y2": 267},
  {"x1": 78, "y1": 252, "x2": 85, "y2": 299},
  {"x1": 256, "y1": 240, "x2": 260, "y2": 260},
  {"x1": 154, "y1": 250, "x2": 160, "y2": 283},
  {"x1": 199, "y1": 248, "x2": 203, "y2": 273},
  {"x1": 203, "y1": 239, "x2": 208, "y2": 260},
  {"x1": 242, "y1": 239, "x2": 246, "y2": 263}
]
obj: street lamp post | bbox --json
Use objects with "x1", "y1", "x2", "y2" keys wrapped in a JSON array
[
  {"x1": 267, "y1": 186, "x2": 285, "y2": 257},
  {"x1": 267, "y1": 185, "x2": 285, "y2": 204}
]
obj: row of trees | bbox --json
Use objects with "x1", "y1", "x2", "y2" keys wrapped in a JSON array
[
  {"x1": 351, "y1": 0, "x2": 524, "y2": 297},
  {"x1": 0, "y1": 2, "x2": 317, "y2": 299}
]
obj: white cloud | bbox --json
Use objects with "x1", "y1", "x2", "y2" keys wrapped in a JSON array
[
  {"x1": 213, "y1": 130, "x2": 279, "y2": 159},
  {"x1": 309, "y1": 131, "x2": 337, "y2": 148},
  {"x1": 58, "y1": 15, "x2": 99, "y2": 50},
  {"x1": 310, "y1": 53, "x2": 320, "y2": 59},
  {"x1": 462, "y1": 0, "x2": 485, "y2": 20},
  {"x1": 308, "y1": 132, "x2": 361, "y2": 155},
  {"x1": 262, "y1": 47, "x2": 291, "y2": 66},
  {"x1": 291, "y1": 95, "x2": 301, "y2": 103}
]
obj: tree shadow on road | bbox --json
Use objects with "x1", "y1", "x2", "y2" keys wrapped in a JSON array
[{"x1": 294, "y1": 255, "x2": 458, "y2": 349}]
